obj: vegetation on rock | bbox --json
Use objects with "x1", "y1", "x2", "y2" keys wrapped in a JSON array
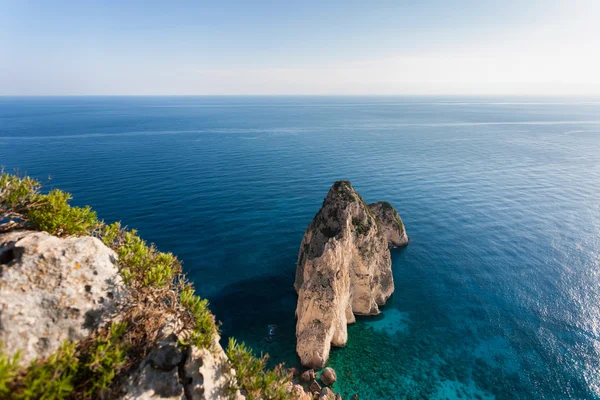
[
  {"x1": 226, "y1": 338, "x2": 293, "y2": 400},
  {"x1": 0, "y1": 171, "x2": 293, "y2": 399}
]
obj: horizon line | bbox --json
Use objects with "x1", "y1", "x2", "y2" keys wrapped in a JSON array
[{"x1": 2, "y1": 93, "x2": 600, "y2": 98}]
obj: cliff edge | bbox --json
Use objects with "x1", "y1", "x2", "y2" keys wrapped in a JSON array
[{"x1": 0, "y1": 172, "x2": 309, "y2": 400}]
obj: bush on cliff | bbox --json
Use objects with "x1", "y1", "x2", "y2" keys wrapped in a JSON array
[{"x1": 226, "y1": 338, "x2": 292, "y2": 400}]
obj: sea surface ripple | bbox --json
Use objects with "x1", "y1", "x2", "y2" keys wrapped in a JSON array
[{"x1": 1, "y1": 96, "x2": 600, "y2": 399}]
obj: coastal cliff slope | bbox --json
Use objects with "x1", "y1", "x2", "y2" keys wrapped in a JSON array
[
  {"x1": 294, "y1": 181, "x2": 407, "y2": 369},
  {"x1": 0, "y1": 172, "x2": 307, "y2": 400}
]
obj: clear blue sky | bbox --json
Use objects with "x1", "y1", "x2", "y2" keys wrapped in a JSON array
[{"x1": 1, "y1": 0, "x2": 599, "y2": 95}]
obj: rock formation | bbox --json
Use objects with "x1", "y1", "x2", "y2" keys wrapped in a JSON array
[
  {"x1": 320, "y1": 367, "x2": 337, "y2": 386},
  {"x1": 368, "y1": 201, "x2": 409, "y2": 247},
  {"x1": 294, "y1": 181, "x2": 407, "y2": 369},
  {"x1": 121, "y1": 323, "x2": 241, "y2": 400}
]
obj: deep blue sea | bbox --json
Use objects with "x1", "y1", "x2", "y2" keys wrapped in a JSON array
[{"x1": 1, "y1": 96, "x2": 600, "y2": 399}]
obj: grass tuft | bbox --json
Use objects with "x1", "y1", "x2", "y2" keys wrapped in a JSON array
[
  {"x1": 0, "y1": 345, "x2": 20, "y2": 398},
  {"x1": 79, "y1": 322, "x2": 128, "y2": 398},
  {"x1": 14, "y1": 341, "x2": 79, "y2": 400},
  {"x1": 226, "y1": 338, "x2": 293, "y2": 400},
  {"x1": 179, "y1": 285, "x2": 218, "y2": 349}
]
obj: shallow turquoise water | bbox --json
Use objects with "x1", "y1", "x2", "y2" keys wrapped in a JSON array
[{"x1": 1, "y1": 96, "x2": 600, "y2": 399}]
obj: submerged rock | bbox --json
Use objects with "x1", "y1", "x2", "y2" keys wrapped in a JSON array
[
  {"x1": 0, "y1": 230, "x2": 125, "y2": 367},
  {"x1": 294, "y1": 181, "x2": 407, "y2": 368}
]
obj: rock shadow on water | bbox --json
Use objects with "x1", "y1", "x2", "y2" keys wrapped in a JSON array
[{"x1": 209, "y1": 272, "x2": 300, "y2": 367}]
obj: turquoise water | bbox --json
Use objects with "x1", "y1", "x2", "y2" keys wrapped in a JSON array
[{"x1": 1, "y1": 96, "x2": 600, "y2": 399}]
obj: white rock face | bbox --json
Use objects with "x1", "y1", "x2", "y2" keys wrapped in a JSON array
[
  {"x1": 121, "y1": 324, "x2": 243, "y2": 400},
  {"x1": 368, "y1": 201, "x2": 409, "y2": 247},
  {"x1": 183, "y1": 337, "x2": 244, "y2": 400},
  {"x1": 120, "y1": 319, "x2": 187, "y2": 400},
  {"x1": 294, "y1": 181, "x2": 406, "y2": 368},
  {"x1": 0, "y1": 230, "x2": 125, "y2": 367}
]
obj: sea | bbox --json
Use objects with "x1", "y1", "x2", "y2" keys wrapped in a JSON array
[{"x1": 1, "y1": 96, "x2": 600, "y2": 399}]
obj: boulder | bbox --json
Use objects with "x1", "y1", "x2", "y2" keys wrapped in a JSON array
[
  {"x1": 182, "y1": 336, "x2": 243, "y2": 400},
  {"x1": 320, "y1": 367, "x2": 337, "y2": 386},
  {"x1": 0, "y1": 230, "x2": 125, "y2": 366},
  {"x1": 302, "y1": 369, "x2": 317, "y2": 382},
  {"x1": 295, "y1": 181, "x2": 406, "y2": 368},
  {"x1": 285, "y1": 382, "x2": 313, "y2": 400},
  {"x1": 309, "y1": 379, "x2": 322, "y2": 393},
  {"x1": 320, "y1": 387, "x2": 335, "y2": 399},
  {"x1": 120, "y1": 360, "x2": 185, "y2": 400},
  {"x1": 0, "y1": 230, "x2": 244, "y2": 399}
]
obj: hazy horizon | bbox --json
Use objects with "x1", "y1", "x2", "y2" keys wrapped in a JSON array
[{"x1": 2, "y1": 0, "x2": 600, "y2": 96}]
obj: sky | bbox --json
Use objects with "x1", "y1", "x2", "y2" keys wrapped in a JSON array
[{"x1": 1, "y1": 0, "x2": 600, "y2": 96}]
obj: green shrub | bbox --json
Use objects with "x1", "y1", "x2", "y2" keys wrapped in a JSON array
[
  {"x1": 98, "y1": 223, "x2": 180, "y2": 288},
  {"x1": 4, "y1": 324, "x2": 128, "y2": 400},
  {"x1": 0, "y1": 173, "x2": 39, "y2": 211},
  {"x1": 79, "y1": 322, "x2": 128, "y2": 398},
  {"x1": 27, "y1": 189, "x2": 98, "y2": 237},
  {"x1": 1, "y1": 172, "x2": 97, "y2": 237},
  {"x1": 15, "y1": 342, "x2": 79, "y2": 400},
  {"x1": 0, "y1": 346, "x2": 20, "y2": 398},
  {"x1": 226, "y1": 338, "x2": 292, "y2": 400},
  {"x1": 179, "y1": 286, "x2": 218, "y2": 349},
  {"x1": 352, "y1": 217, "x2": 368, "y2": 235}
]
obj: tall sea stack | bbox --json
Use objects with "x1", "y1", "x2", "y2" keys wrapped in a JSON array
[{"x1": 294, "y1": 181, "x2": 408, "y2": 369}]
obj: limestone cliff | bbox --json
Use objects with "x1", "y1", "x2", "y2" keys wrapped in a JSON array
[
  {"x1": 294, "y1": 181, "x2": 407, "y2": 369},
  {"x1": 368, "y1": 201, "x2": 409, "y2": 247}
]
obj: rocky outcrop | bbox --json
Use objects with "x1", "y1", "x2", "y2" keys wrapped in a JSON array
[
  {"x1": 368, "y1": 201, "x2": 408, "y2": 247},
  {"x1": 301, "y1": 369, "x2": 316, "y2": 382},
  {"x1": 320, "y1": 387, "x2": 335, "y2": 400},
  {"x1": 320, "y1": 367, "x2": 337, "y2": 386},
  {"x1": 120, "y1": 321, "x2": 242, "y2": 400},
  {"x1": 0, "y1": 230, "x2": 125, "y2": 367},
  {"x1": 294, "y1": 181, "x2": 407, "y2": 368},
  {"x1": 285, "y1": 382, "x2": 313, "y2": 400},
  {"x1": 0, "y1": 231, "x2": 244, "y2": 400}
]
